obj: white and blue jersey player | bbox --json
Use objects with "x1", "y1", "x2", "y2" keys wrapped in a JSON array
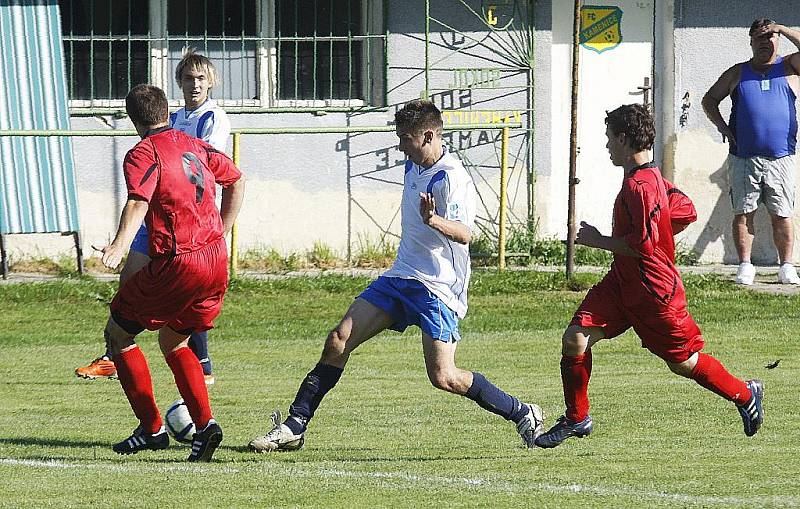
[{"x1": 249, "y1": 100, "x2": 544, "y2": 453}]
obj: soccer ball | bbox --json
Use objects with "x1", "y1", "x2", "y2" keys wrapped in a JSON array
[{"x1": 165, "y1": 399, "x2": 196, "y2": 444}]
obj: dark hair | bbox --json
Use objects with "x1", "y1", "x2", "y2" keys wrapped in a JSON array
[
  {"x1": 394, "y1": 100, "x2": 443, "y2": 134},
  {"x1": 125, "y1": 84, "x2": 169, "y2": 126},
  {"x1": 749, "y1": 18, "x2": 775, "y2": 37},
  {"x1": 605, "y1": 104, "x2": 655, "y2": 152}
]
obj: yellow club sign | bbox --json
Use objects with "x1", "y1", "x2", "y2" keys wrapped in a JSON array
[{"x1": 580, "y1": 5, "x2": 623, "y2": 54}]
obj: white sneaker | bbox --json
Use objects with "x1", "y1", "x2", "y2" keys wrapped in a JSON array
[
  {"x1": 778, "y1": 263, "x2": 800, "y2": 285},
  {"x1": 736, "y1": 262, "x2": 755, "y2": 285},
  {"x1": 248, "y1": 410, "x2": 304, "y2": 452},
  {"x1": 516, "y1": 403, "x2": 544, "y2": 448}
]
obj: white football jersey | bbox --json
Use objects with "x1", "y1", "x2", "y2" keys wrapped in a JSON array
[
  {"x1": 169, "y1": 99, "x2": 230, "y2": 152},
  {"x1": 383, "y1": 147, "x2": 476, "y2": 318}
]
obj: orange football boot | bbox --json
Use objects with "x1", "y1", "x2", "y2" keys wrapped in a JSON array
[{"x1": 75, "y1": 356, "x2": 117, "y2": 380}]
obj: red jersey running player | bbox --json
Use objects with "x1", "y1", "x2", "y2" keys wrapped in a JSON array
[
  {"x1": 535, "y1": 104, "x2": 764, "y2": 448},
  {"x1": 96, "y1": 84, "x2": 245, "y2": 461}
]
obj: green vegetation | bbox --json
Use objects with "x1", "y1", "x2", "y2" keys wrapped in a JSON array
[
  {"x1": 352, "y1": 234, "x2": 397, "y2": 268},
  {"x1": 8, "y1": 230, "x2": 702, "y2": 278},
  {"x1": 0, "y1": 272, "x2": 796, "y2": 507}
]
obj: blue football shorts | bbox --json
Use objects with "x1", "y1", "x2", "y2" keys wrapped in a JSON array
[
  {"x1": 358, "y1": 276, "x2": 461, "y2": 343},
  {"x1": 130, "y1": 224, "x2": 149, "y2": 255}
]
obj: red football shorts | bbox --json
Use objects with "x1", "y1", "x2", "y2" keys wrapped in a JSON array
[
  {"x1": 111, "y1": 236, "x2": 229, "y2": 333},
  {"x1": 570, "y1": 273, "x2": 705, "y2": 363}
]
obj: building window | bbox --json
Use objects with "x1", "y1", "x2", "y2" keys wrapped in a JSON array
[
  {"x1": 58, "y1": 0, "x2": 385, "y2": 109},
  {"x1": 61, "y1": 0, "x2": 149, "y2": 102},
  {"x1": 166, "y1": 0, "x2": 259, "y2": 103}
]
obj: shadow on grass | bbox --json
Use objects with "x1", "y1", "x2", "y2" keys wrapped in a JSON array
[{"x1": 0, "y1": 437, "x2": 110, "y2": 449}]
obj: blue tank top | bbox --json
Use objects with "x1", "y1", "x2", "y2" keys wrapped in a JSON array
[{"x1": 730, "y1": 56, "x2": 797, "y2": 158}]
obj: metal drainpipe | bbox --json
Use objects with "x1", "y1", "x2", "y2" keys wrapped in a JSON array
[{"x1": 566, "y1": 0, "x2": 582, "y2": 279}]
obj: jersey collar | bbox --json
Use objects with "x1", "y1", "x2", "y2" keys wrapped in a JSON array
[
  {"x1": 419, "y1": 146, "x2": 448, "y2": 174},
  {"x1": 185, "y1": 98, "x2": 214, "y2": 116},
  {"x1": 143, "y1": 126, "x2": 172, "y2": 139},
  {"x1": 628, "y1": 160, "x2": 657, "y2": 176}
]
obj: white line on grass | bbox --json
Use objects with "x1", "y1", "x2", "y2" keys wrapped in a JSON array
[
  {"x1": 0, "y1": 458, "x2": 241, "y2": 475},
  {"x1": 1, "y1": 458, "x2": 796, "y2": 507}
]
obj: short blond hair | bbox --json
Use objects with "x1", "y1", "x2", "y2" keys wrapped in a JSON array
[{"x1": 174, "y1": 49, "x2": 218, "y2": 88}]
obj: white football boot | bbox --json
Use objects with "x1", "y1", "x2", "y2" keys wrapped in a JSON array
[
  {"x1": 516, "y1": 403, "x2": 545, "y2": 448},
  {"x1": 249, "y1": 410, "x2": 305, "y2": 452}
]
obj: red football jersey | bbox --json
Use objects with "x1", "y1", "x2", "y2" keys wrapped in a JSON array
[
  {"x1": 663, "y1": 178, "x2": 697, "y2": 227},
  {"x1": 123, "y1": 127, "x2": 241, "y2": 257},
  {"x1": 610, "y1": 162, "x2": 684, "y2": 306}
]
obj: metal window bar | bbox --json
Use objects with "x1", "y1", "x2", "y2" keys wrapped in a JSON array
[
  {"x1": 107, "y1": 4, "x2": 113, "y2": 99},
  {"x1": 293, "y1": 4, "x2": 298, "y2": 100},
  {"x1": 126, "y1": 1, "x2": 132, "y2": 92},
  {"x1": 275, "y1": 0, "x2": 281, "y2": 104},
  {"x1": 312, "y1": 0, "x2": 317, "y2": 101},
  {"x1": 89, "y1": 0, "x2": 94, "y2": 101},
  {"x1": 240, "y1": 0, "x2": 246, "y2": 101},
  {"x1": 60, "y1": 0, "x2": 386, "y2": 108},
  {"x1": 347, "y1": 0, "x2": 352, "y2": 100},
  {"x1": 68, "y1": 4, "x2": 74, "y2": 98}
]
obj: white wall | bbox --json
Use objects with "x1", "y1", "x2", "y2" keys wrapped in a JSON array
[
  {"x1": 667, "y1": 0, "x2": 800, "y2": 264},
  {"x1": 5, "y1": 0, "x2": 534, "y2": 264}
]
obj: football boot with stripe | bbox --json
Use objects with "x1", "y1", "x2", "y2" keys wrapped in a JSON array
[
  {"x1": 534, "y1": 414, "x2": 593, "y2": 448},
  {"x1": 188, "y1": 419, "x2": 223, "y2": 462},
  {"x1": 75, "y1": 356, "x2": 117, "y2": 380},
  {"x1": 737, "y1": 379, "x2": 764, "y2": 437},
  {"x1": 112, "y1": 425, "x2": 169, "y2": 455},
  {"x1": 516, "y1": 403, "x2": 545, "y2": 448}
]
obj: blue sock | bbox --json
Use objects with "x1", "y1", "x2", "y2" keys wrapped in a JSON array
[
  {"x1": 188, "y1": 331, "x2": 212, "y2": 375},
  {"x1": 286, "y1": 363, "x2": 344, "y2": 434},
  {"x1": 465, "y1": 371, "x2": 528, "y2": 423}
]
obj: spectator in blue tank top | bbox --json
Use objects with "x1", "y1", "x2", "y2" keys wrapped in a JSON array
[{"x1": 703, "y1": 18, "x2": 800, "y2": 286}]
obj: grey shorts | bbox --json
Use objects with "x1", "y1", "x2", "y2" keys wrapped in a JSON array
[{"x1": 727, "y1": 154, "x2": 796, "y2": 217}]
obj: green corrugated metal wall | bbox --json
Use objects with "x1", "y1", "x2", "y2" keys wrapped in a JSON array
[{"x1": 0, "y1": 0, "x2": 80, "y2": 234}]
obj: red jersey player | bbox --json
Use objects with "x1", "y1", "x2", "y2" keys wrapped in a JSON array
[
  {"x1": 535, "y1": 104, "x2": 763, "y2": 448},
  {"x1": 96, "y1": 84, "x2": 245, "y2": 461}
]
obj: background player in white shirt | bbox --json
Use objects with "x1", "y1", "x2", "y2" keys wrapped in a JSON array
[
  {"x1": 76, "y1": 50, "x2": 230, "y2": 385},
  {"x1": 249, "y1": 100, "x2": 544, "y2": 452}
]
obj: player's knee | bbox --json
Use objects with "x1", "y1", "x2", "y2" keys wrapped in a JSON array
[
  {"x1": 323, "y1": 328, "x2": 348, "y2": 358},
  {"x1": 427, "y1": 369, "x2": 458, "y2": 393},
  {"x1": 428, "y1": 373, "x2": 452, "y2": 392},
  {"x1": 105, "y1": 325, "x2": 131, "y2": 356},
  {"x1": 666, "y1": 354, "x2": 697, "y2": 378},
  {"x1": 561, "y1": 325, "x2": 584, "y2": 350}
]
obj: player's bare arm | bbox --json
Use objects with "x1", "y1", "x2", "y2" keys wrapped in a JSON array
[
  {"x1": 419, "y1": 192, "x2": 471, "y2": 244},
  {"x1": 575, "y1": 221, "x2": 640, "y2": 257},
  {"x1": 94, "y1": 198, "x2": 149, "y2": 269},
  {"x1": 702, "y1": 65, "x2": 740, "y2": 144},
  {"x1": 220, "y1": 174, "x2": 246, "y2": 236}
]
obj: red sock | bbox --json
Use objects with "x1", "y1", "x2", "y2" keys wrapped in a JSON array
[
  {"x1": 114, "y1": 347, "x2": 162, "y2": 434},
  {"x1": 561, "y1": 351, "x2": 592, "y2": 422},
  {"x1": 166, "y1": 347, "x2": 212, "y2": 429},
  {"x1": 690, "y1": 353, "x2": 751, "y2": 405}
]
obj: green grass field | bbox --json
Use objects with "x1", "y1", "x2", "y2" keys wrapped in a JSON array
[{"x1": 1, "y1": 271, "x2": 798, "y2": 508}]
